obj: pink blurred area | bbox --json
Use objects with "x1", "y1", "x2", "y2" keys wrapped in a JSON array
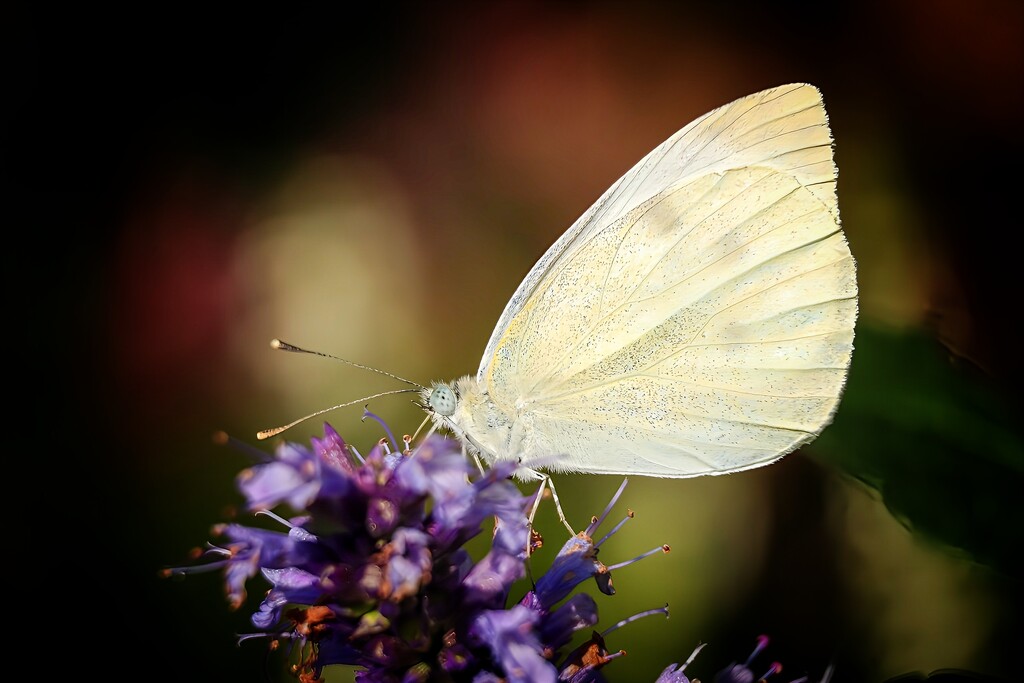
[
  {"x1": 110, "y1": 176, "x2": 245, "y2": 406},
  {"x1": 17, "y1": 2, "x2": 1020, "y2": 682}
]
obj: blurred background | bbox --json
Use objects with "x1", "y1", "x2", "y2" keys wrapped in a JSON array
[{"x1": 12, "y1": 2, "x2": 1021, "y2": 681}]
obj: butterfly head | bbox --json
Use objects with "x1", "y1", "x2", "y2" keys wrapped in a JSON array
[
  {"x1": 424, "y1": 382, "x2": 460, "y2": 417},
  {"x1": 420, "y1": 381, "x2": 473, "y2": 452}
]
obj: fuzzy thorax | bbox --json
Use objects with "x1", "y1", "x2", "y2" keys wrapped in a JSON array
[{"x1": 424, "y1": 375, "x2": 522, "y2": 468}]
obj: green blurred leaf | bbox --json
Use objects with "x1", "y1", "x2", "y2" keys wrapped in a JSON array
[{"x1": 812, "y1": 323, "x2": 1024, "y2": 574}]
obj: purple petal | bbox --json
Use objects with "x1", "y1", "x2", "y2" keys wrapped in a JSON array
[
  {"x1": 215, "y1": 524, "x2": 297, "y2": 607},
  {"x1": 237, "y1": 443, "x2": 321, "y2": 510},
  {"x1": 538, "y1": 593, "x2": 599, "y2": 653},
  {"x1": 657, "y1": 664, "x2": 693, "y2": 683},
  {"x1": 533, "y1": 535, "x2": 604, "y2": 609},
  {"x1": 311, "y1": 422, "x2": 355, "y2": 474},
  {"x1": 471, "y1": 674, "x2": 505, "y2": 683},
  {"x1": 261, "y1": 566, "x2": 321, "y2": 599},
  {"x1": 367, "y1": 496, "x2": 401, "y2": 538},
  {"x1": 437, "y1": 642, "x2": 473, "y2": 673},
  {"x1": 462, "y1": 550, "x2": 526, "y2": 609},
  {"x1": 251, "y1": 567, "x2": 326, "y2": 628},
  {"x1": 713, "y1": 664, "x2": 756, "y2": 683},
  {"x1": 386, "y1": 555, "x2": 424, "y2": 601},
  {"x1": 251, "y1": 590, "x2": 288, "y2": 629},
  {"x1": 393, "y1": 436, "x2": 471, "y2": 496},
  {"x1": 471, "y1": 605, "x2": 556, "y2": 683}
]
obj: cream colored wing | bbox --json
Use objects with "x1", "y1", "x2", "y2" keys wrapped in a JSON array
[{"x1": 480, "y1": 83, "x2": 857, "y2": 477}]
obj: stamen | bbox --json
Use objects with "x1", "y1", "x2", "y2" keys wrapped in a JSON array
[
  {"x1": 679, "y1": 642, "x2": 706, "y2": 671},
  {"x1": 255, "y1": 509, "x2": 292, "y2": 527},
  {"x1": 204, "y1": 542, "x2": 233, "y2": 557},
  {"x1": 595, "y1": 510, "x2": 635, "y2": 548},
  {"x1": 747, "y1": 634, "x2": 770, "y2": 665},
  {"x1": 161, "y1": 554, "x2": 229, "y2": 577},
  {"x1": 161, "y1": 562, "x2": 226, "y2": 577},
  {"x1": 606, "y1": 544, "x2": 670, "y2": 572},
  {"x1": 255, "y1": 509, "x2": 318, "y2": 541},
  {"x1": 585, "y1": 478, "x2": 629, "y2": 537},
  {"x1": 236, "y1": 631, "x2": 294, "y2": 645},
  {"x1": 600, "y1": 603, "x2": 669, "y2": 637},
  {"x1": 760, "y1": 661, "x2": 783, "y2": 680},
  {"x1": 363, "y1": 408, "x2": 400, "y2": 452},
  {"x1": 213, "y1": 430, "x2": 273, "y2": 463}
]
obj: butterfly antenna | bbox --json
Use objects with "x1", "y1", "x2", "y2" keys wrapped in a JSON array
[
  {"x1": 270, "y1": 338, "x2": 425, "y2": 389},
  {"x1": 257, "y1": 389, "x2": 420, "y2": 440}
]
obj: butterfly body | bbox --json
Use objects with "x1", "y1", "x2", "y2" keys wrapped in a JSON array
[{"x1": 425, "y1": 84, "x2": 857, "y2": 480}]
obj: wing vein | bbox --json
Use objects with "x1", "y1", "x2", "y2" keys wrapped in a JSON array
[
  {"x1": 537, "y1": 327, "x2": 851, "y2": 404},
  {"x1": 674, "y1": 85, "x2": 808, "y2": 173},
  {"x1": 531, "y1": 179, "x2": 813, "y2": 391},
  {"x1": 674, "y1": 249, "x2": 851, "y2": 347}
]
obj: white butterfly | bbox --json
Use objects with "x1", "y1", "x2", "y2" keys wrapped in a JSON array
[{"x1": 424, "y1": 84, "x2": 857, "y2": 486}]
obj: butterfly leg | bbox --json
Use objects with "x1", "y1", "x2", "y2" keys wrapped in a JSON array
[
  {"x1": 467, "y1": 446, "x2": 487, "y2": 476},
  {"x1": 544, "y1": 476, "x2": 575, "y2": 536},
  {"x1": 526, "y1": 475, "x2": 548, "y2": 531},
  {"x1": 523, "y1": 470, "x2": 575, "y2": 537},
  {"x1": 523, "y1": 475, "x2": 574, "y2": 560}
]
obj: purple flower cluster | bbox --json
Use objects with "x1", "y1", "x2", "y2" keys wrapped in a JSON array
[
  {"x1": 168, "y1": 418, "x2": 817, "y2": 683},
  {"x1": 169, "y1": 419, "x2": 678, "y2": 682}
]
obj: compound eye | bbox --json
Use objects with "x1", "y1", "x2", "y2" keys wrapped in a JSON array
[{"x1": 428, "y1": 384, "x2": 458, "y2": 417}]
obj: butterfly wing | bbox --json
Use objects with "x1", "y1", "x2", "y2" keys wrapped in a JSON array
[{"x1": 477, "y1": 83, "x2": 857, "y2": 477}]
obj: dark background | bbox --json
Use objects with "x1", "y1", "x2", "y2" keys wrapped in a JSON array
[{"x1": 11, "y1": 3, "x2": 1021, "y2": 682}]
